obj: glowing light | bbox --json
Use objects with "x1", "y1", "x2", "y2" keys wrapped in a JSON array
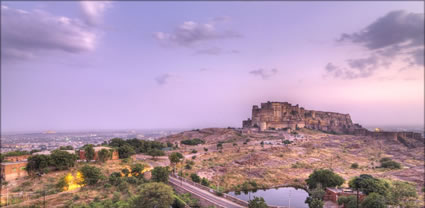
[{"x1": 63, "y1": 171, "x2": 84, "y2": 191}]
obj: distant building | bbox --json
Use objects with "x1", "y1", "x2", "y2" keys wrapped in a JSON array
[
  {"x1": 4, "y1": 155, "x2": 30, "y2": 162},
  {"x1": 1, "y1": 161, "x2": 28, "y2": 181},
  {"x1": 324, "y1": 188, "x2": 365, "y2": 203},
  {"x1": 78, "y1": 146, "x2": 119, "y2": 161},
  {"x1": 32, "y1": 150, "x2": 76, "y2": 156}
]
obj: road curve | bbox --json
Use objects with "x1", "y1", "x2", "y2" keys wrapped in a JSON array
[{"x1": 169, "y1": 177, "x2": 245, "y2": 208}]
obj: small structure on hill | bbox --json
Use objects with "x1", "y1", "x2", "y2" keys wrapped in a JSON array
[
  {"x1": 1, "y1": 161, "x2": 28, "y2": 181},
  {"x1": 324, "y1": 187, "x2": 365, "y2": 203},
  {"x1": 3, "y1": 155, "x2": 30, "y2": 162},
  {"x1": 78, "y1": 146, "x2": 119, "y2": 161}
]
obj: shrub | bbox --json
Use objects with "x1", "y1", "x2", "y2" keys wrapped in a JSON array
[
  {"x1": 192, "y1": 156, "x2": 196, "y2": 160},
  {"x1": 361, "y1": 193, "x2": 386, "y2": 208},
  {"x1": 201, "y1": 178, "x2": 210, "y2": 186},
  {"x1": 79, "y1": 165, "x2": 104, "y2": 186},
  {"x1": 248, "y1": 196, "x2": 268, "y2": 208},
  {"x1": 181, "y1": 139, "x2": 205, "y2": 146},
  {"x1": 380, "y1": 160, "x2": 401, "y2": 169},
  {"x1": 190, "y1": 173, "x2": 201, "y2": 183},
  {"x1": 351, "y1": 163, "x2": 359, "y2": 169}
]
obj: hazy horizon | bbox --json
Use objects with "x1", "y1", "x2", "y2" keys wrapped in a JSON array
[{"x1": 1, "y1": 1, "x2": 424, "y2": 133}]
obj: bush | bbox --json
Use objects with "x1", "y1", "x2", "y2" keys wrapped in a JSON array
[
  {"x1": 191, "y1": 155, "x2": 196, "y2": 160},
  {"x1": 191, "y1": 149, "x2": 198, "y2": 154},
  {"x1": 248, "y1": 196, "x2": 268, "y2": 208},
  {"x1": 351, "y1": 163, "x2": 359, "y2": 169},
  {"x1": 380, "y1": 160, "x2": 401, "y2": 169},
  {"x1": 152, "y1": 167, "x2": 170, "y2": 183},
  {"x1": 50, "y1": 150, "x2": 77, "y2": 170},
  {"x1": 201, "y1": 178, "x2": 210, "y2": 186},
  {"x1": 337, "y1": 195, "x2": 356, "y2": 208},
  {"x1": 109, "y1": 172, "x2": 122, "y2": 186},
  {"x1": 79, "y1": 165, "x2": 103, "y2": 186},
  {"x1": 133, "y1": 182, "x2": 174, "y2": 208},
  {"x1": 361, "y1": 193, "x2": 386, "y2": 208},
  {"x1": 190, "y1": 173, "x2": 201, "y2": 183},
  {"x1": 118, "y1": 144, "x2": 136, "y2": 159},
  {"x1": 204, "y1": 148, "x2": 208, "y2": 152},
  {"x1": 181, "y1": 139, "x2": 205, "y2": 146}
]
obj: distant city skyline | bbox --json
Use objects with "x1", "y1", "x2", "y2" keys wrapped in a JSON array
[{"x1": 1, "y1": 1, "x2": 424, "y2": 133}]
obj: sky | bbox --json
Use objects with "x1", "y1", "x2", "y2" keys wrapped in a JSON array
[{"x1": 1, "y1": 1, "x2": 424, "y2": 133}]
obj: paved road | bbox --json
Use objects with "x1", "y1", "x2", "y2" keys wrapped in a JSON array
[{"x1": 169, "y1": 177, "x2": 245, "y2": 208}]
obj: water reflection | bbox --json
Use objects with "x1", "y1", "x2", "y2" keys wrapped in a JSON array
[{"x1": 228, "y1": 187, "x2": 309, "y2": 208}]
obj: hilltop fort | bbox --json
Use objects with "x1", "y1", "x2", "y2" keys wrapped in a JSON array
[{"x1": 243, "y1": 101, "x2": 423, "y2": 140}]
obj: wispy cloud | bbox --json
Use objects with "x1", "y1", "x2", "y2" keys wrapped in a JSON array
[
  {"x1": 79, "y1": 1, "x2": 112, "y2": 27},
  {"x1": 249, "y1": 68, "x2": 278, "y2": 79},
  {"x1": 155, "y1": 73, "x2": 174, "y2": 85},
  {"x1": 154, "y1": 19, "x2": 242, "y2": 47},
  {"x1": 326, "y1": 10, "x2": 424, "y2": 79},
  {"x1": 194, "y1": 47, "x2": 239, "y2": 55}
]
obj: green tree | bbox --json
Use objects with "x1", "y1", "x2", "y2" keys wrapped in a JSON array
[
  {"x1": 306, "y1": 169, "x2": 345, "y2": 189},
  {"x1": 190, "y1": 173, "x2": 201, "y2": 183},
  {"x1": 216, "y1": 143, "x2": 223, "y2": 150},
  {"x1": 98, "y1": 149, "x2": 111, "y2": 163},
  {"x1": 79, "y1": 165, "x2": 104, "y2": 185},
  {"x1": 337, "y1": 196, "x2": 357, "y2": 208},
  {"x1": 132, "y1": 182, "x2": 174, "y2": 208},
  {"x1": 309, "y1": 198, "x2": 324, "y2": 208},
  {"x1": 169, "y1": 152, "x2": 184, "y2": 173},
  {"x1": 59, "y1": 145, "x2": 74, "y2": 150},
  {"x1": 310, "y1": 184, "x2": 325, "y2": 199},
  {"x1": 84, "y1": 145, "x2": 95, "y2": 162},
  {"x1": 118, "y1": 144, "x2": 136, "y2": 159},
  {"x1": 388, "y1": 181, "x2": 418, "y2": 207},
  {"x1": 147, "y1": 149, "x2": 165, "y2": 160},
  {"x1": 348, "y1": 174, "x2": 390, "y2": 196},
  {"x1": 151, "y1": 167, "x2": 169, "y2": 183},
  {"x1": 201, "y1": 177, "x2": 210, "y2": 186},
  {"x1": 248, "y1": 196, "x2": 268, "y2": 208},
  {"x1": 109, "y1": 138, "x2": 126, "y2": 147},
  {"x1": 361, "y1": 193, "x2": 386, "y2": 208},
  {"x1": 26, "y1": 154, "x2": 52, "y2": 175},
  {"x1": 50, "y1": 150, "x2": 77, "y2": 170}
]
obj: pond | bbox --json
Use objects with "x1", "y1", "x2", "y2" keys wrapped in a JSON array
[{"x1": 228, "y1": 187, "x2": 309, "y2": 208}]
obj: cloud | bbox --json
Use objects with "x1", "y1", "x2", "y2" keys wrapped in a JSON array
[
  {"x1": 155, "y1": 73, "x2": 173, "y2": 85},
  {"x1": 194, "y1": 47, "x2": 240, "y2": 55},
  {"x1": 339, "y1": 10, "x2": 423, "y2": 50},
  {"x1": 1, "y1": 4, "x2": 106, "y2": 62},
  {"x1": 154, "y1": 20, "x2": 242, "y2": 47},
  {"x1": 249, "y1": 68, "x2": 278, "y2": 79},
  {"x1": 327, "y1": 10, "x2": 424, "y2": 79},
  {"x1": 80, "y1": 1, "x2": 111, "y2": 27}
]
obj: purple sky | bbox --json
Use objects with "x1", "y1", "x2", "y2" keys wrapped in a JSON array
[{"x1": 1, "y1": 1, "x2": 424, "y2": 133}]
